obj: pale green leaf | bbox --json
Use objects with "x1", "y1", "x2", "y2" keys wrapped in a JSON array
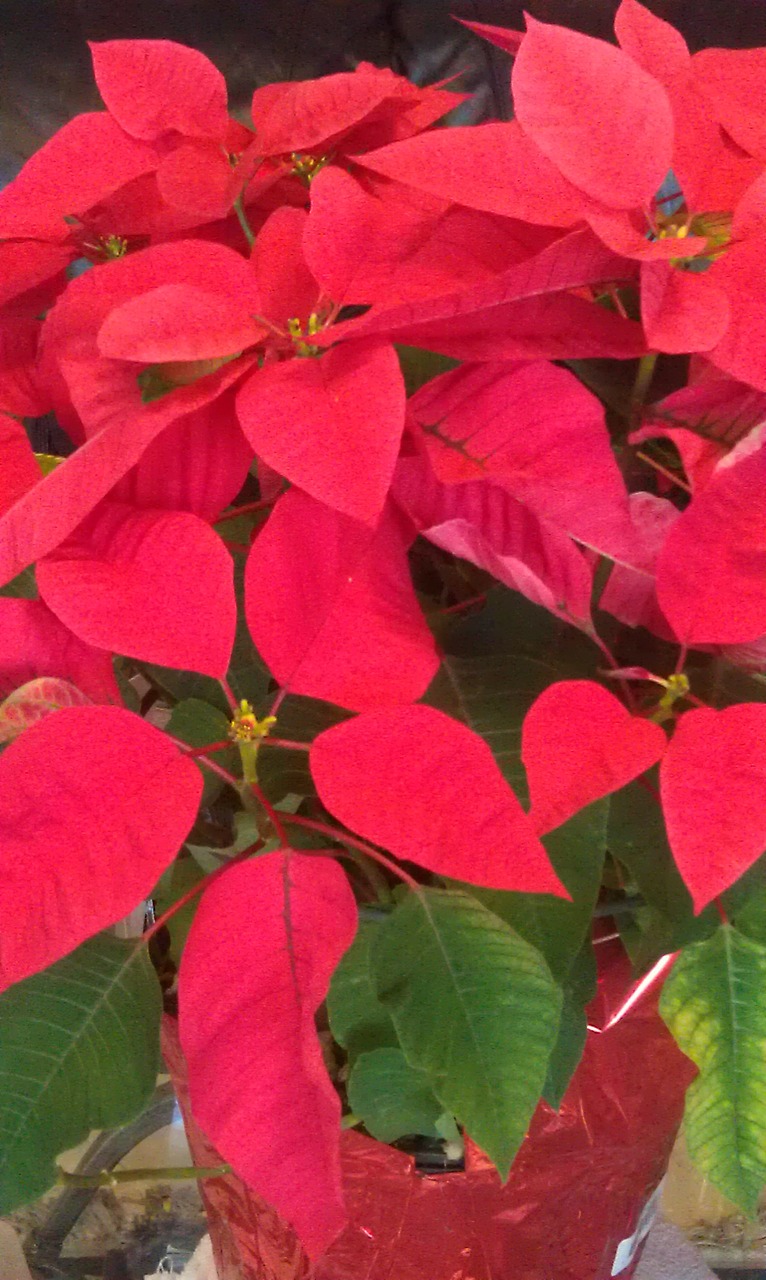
[{"x1": 660, "y1": 924, "x2": 766, "y2": 1214}]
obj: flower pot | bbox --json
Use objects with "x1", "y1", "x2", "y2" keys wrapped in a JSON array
[{"x1": 162, "y1": 940, "x2": 694, "y2": 1280}]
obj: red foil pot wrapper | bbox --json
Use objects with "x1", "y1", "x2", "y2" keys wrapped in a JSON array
[{"x1": 162, "y1": 940, "x2": 694, "y2": 1280}]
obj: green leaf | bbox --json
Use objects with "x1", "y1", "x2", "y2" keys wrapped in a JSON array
[
  {"x1": 139, "y1": 661, "x2": 231, "y2": 714},
  {"x1": 152, "y1": 852, "x2": 206, "y2": 958},
  {"x1": 608, "y1": 775, "x2": 717, "y2": 967},
  {"x1": 327, "y1": 923, "x2": 398, "y2": 1061},
  {"x1": 543, "y1": 940, "x2": 597, "y2": 1110},
  {"x1": 113, "y1": 659, "x2": 140, "y2": 713},
  {"x1": 227, "y1": 553, "x2": 272, "y2": 708},
  {"x1": 395, "y1": 345, "x2": 459, "y2": 396},
  {"x1": 187, "y1": 809, "x2": 263, "y2": 873},
  {"x1": 0, "y1": 934, "x2": 162, "y2": 1213},
  {"x1": 372, "y1": 888, "x2": 562, "y2": 1178},
  {"x1": 348, "y1": 1048, "x2": 446, "y2": 1143},
  {"x1": 660, "y1": 924, "x2": 766, "y2": 1214},
  {"x1": 475, "y1": 799, "x2": 608, "y2": 981},
  {"x1": 0, "y1": 566, "x2": 37, "y2": 599},
  {"x1": 166, "y1": 698, "x2": 240, "y2": 805}
]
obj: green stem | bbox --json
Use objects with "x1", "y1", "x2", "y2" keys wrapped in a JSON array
[
  {"x1": 234, "y1": 196, "x2": 255, "y2": 249},
  {"x1": 56, "y1": 1163, "x2": 230, "y2": 1188},
  {"x1": 630, "y1": 351, "x2": 658, "y2": 421}
]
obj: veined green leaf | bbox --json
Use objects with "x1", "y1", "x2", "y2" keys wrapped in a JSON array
[
  {"x1": 0, "y1": 934, "x2": 161, "y2": 1212},
  {"x1": 660, "y1": 924, "x2": 766, "y2": 1214},
  {"x1": 543, "y1": 939, "x2": 597, "y2": 1110},
  {"x1": 372, "y1": 889, "x2": 561, "y2": 1178}
]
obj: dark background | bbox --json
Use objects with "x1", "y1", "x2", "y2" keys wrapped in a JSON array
[{"x1": 2, "y1": 0, "x2": 766, "y2": 183}]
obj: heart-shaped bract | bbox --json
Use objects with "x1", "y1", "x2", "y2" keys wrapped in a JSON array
[
  {"x1": 661, "y1": 704, "x2": 766, "y2": 912},
  {"x1": 311, "y1": 704, "x2": 567, "y2": 896},
  {"x1": 523, "y1": 680, "x2": 666, "y2": 834}
]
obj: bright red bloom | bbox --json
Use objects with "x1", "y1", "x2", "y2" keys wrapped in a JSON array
[{"x1": 360, "y1": 4, "x2": 765, "y2": 360}]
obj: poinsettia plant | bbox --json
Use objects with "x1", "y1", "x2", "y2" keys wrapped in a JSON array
[{"x1": 5, "y1": 0, "x2": 766, "y2": 1254}]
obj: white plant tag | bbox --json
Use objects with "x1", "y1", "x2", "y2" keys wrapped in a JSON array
[{"x1": 611, "y1": 1179, "x2": 665, "y2": 1276}]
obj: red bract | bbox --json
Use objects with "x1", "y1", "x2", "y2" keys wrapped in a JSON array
[
  {"x1": 407, "y1": 359, "x2": 636, "y2": 559},
  {"x1": 0, "y1": 414, "x2": 44, "y2": 516},
  {"x1": 249, "y1": 62, "x2": 462, "y2": 160},
  {"x1": 0, "y1": 598, "x2": 119, "y2": 705},
  {"x1": 0, "y1": 705, "x2": 202, "y2": 990},
  {"x1": 245, "y1": 489, "x2": 437, "y2": 711},
  {"x1": 394, "y1": 456, "x2": 595, "y2": 632},
  {"x1": 236, "y1": 338, "x2": 404, "y2": 525},
  {"x1": 512, "y1": 15, "x2": 673, "y2": 211},
  {"x1": 522, "y1": 681, "x2": 667, "y2": 835},
  {"x1": 310, "y1": 706, "x2": 567, "y2": 897},
  {"x1": 89, "y1": 40, "x2": 229, "y2": 143},
  {"x1": 0, "y1": 113, "x2": 159, "y2": 243},
  {"x1": 334, "y1": 227, "x2": 645, "y2": 362},
  {"x1": 655, "y1": 445, "x2": 766, "y2": 645},
  {"x1": 179, "y1": 853, "x2": 358, "y2": 1258},
  {"x1": 598, "y1": 492, "x2": 679, "y2": 641},
  {"x1": 661, "y1": 705, "x2": 766, "y2": 911},
  {"x1": 36, "y1": 500, "x2": 236, "y2": 676},
  {"x1": 304, "y1": 166, "x2": 557, "y2": 309},
  {"x1": 693, "y1": 45, "x2": 766, "y2": 161}
]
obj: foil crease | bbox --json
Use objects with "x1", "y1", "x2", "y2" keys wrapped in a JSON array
[{"x1": 162, "y1": 939, "x2": 694, "y2": 1280}]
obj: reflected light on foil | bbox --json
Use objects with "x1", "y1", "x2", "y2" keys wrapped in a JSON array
[{"x1": 603, "y1": 953, "x2": 677, "y2": 1030}]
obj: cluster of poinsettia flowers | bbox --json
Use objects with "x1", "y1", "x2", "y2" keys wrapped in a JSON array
[{"x1": 4, "y1": 0, "x2": 766, "y2": 1256}]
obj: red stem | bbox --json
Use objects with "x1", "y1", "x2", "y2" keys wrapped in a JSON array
[
  {"x1": 258, "y1": 737, "x2": 310, "y2": 752},
  {"x1": 715, "y1": 897, "x2": 729, "y2": 925},
  {"x1": 281, "y1": 813, "x2": 420, "y2": 889},
  {"x1": 590, "y1": 630, "x2": 639, "y2": 714},
  {"x1": 138, "y1": 840, "x2": 265, "y2": 950},
  {"x1": 438, "y1": 593, "x2": 488, "y2": 617},
  {"x1": 184, "y1": 740, "x2": 232, "y2": 758},
  {"x1": 219, "y1": 678, "x2": 238, "y2": 711},
  {"x1": 249, "y1": 780, "x2": 289, "y2": 848},
  {"x1": 216, "y1": 497, "x2": 278, "y2": 522}
]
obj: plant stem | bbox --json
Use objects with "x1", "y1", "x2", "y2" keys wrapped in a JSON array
[
  {"x1": 630, "y1": 351, "x2": 658, "y2": 422},
  {"x1": 233, "y1": 195, "x2": 255, "y2": 249},
  {"x1": 138, "y1": 840, "x2": 265, "y2": 950},
  {"x1": 217, "y1": 498, "x2": 276, "y2": 523},
  {"x1": 258, "y1": 737, "x2": 310, "y2": 752},
  {"x1": 219, "y1": 677, "x2": 238, "y2": 711},
  {"x1": 635, "y1": 449, "x2": 692, "y2": 495},
  {"x1": 56, "y1": 1164, "x2": 230, "y2": 1188},
  {"x1": 282, "y1": 813, "x2": 419, "y2": 890},
  {"x1": 184, "y1": 740, "x2": 233, "y2": 758}
]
